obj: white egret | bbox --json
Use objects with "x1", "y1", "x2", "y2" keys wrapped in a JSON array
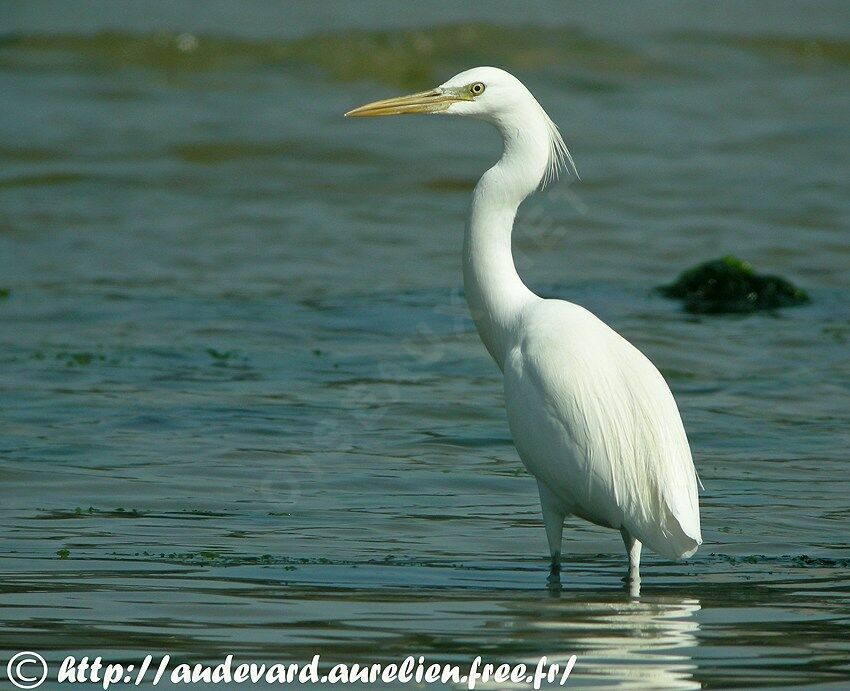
[{"x1": 346, "y1": 67, "x2": 702, "y2": 584}]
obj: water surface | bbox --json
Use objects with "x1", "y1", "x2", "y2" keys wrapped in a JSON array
[{"x1": 1, "y1": 2, "x2": 849, "y2": 688}]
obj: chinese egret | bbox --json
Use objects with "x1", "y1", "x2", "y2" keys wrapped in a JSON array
[{"x1": 346, "y1": 67, "x2": 702, "y2": 584}]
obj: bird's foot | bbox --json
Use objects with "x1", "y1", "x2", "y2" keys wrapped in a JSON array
[{"x1": 546, "y1": 552, "x2": 562, "y2": 592}]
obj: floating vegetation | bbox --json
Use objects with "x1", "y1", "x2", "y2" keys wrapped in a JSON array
[
  {"x1": 37, "y1": 351, "x2": 123, "y2": 367},
  {"x1": 671, "y1": 33, "x2": 850, "y2": 65},
  {"x1": 659, "y1": 256, "x2": 810, "y2": 314},
  {"x1": 0, "y1": 24, "x2": 667, "y2": 90},
  {"x1": 0, "y1": 288, "x2": 10, "y2": 299},
  {"x1": 206, "y1": 347, "x2": 248, "y2": 367},
  {"x1": 56, "y1": 548, "x2": 70, "y2": 559},
  {"x1": 36, "y1": 506, "x2": 145, "y2": 520},
  {"x1": 206, "y1": 347, "x2": 235, "y2": 361},
  {"x1": 709, "y1": 553, "x2": 850, "y2": 568},
  {"x1": 115, "y1": 550, "x2": 467, "y2": 571},
  {"x1": 64, "y1": 352, "x2": 97, "y2": 366},
  {"x1": 791, "y1": 554, "x2": 850, "y2": 568},
  {"x1": 178, "y1": 508, "x2": 234, "y2": 518},
  {"x1": 144, "y1": 551, "x2": 297, "y2": 569}
]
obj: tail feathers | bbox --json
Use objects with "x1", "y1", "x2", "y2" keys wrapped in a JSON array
[{"x1": 634, "y1": 511, "x2": 702, "y2": 561}]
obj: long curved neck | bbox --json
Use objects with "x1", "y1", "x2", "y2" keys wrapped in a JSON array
[{"x1": 463, "y1": 118, "x2": 549, "y2": 370}]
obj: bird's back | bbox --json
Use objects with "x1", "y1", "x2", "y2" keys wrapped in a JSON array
[{"x1": 504, "y1": 299, "x2": 702, "y2": 559}]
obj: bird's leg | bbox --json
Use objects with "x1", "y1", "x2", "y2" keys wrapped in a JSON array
[
  {"x1": 549, "y1": 551, "x2": 561, "y2": 576},
  {"x1": 537, "y1": 481, "x2": 565, "y2": 582},
  {"x1": 620, "y1": 527, "x2": 642, "y2": 584}
]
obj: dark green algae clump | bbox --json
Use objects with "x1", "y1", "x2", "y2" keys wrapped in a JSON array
[{"x1": 659, "y1": 256, "x2": 810, "y2": 314}]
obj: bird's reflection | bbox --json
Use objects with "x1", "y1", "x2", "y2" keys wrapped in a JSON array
[
  {"x1": 549, "y1": 568, "x2": 642, "y2": 597},
  {"x1": 507, "y1": 586, "x2": 701, "y2": 689}
]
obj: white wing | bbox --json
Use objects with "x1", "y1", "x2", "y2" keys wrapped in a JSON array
[{"x1": 505, "y1": 299, "x2": 702, "y2": 560}]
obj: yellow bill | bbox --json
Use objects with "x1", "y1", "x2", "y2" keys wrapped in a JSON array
[{"x1": 345, "y1": 88, "x2": 468, "y2": 117}]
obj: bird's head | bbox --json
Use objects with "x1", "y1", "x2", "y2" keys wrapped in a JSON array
[
  {"x1": 345, "y1": 66, "x2": 519, "y2": 120},
  {"x1": 345, "y1": 66, "x2": 577, "y2": 185}
]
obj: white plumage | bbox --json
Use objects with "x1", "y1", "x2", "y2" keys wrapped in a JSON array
[
  {"x1": 347, "y1": 66, "x2": 702, "y2": 583},
  {"x1": 505, "y1": 300, "x2": 702, "y2": 561}
]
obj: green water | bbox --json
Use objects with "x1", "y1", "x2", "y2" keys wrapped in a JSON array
[{"x1": 1, "y1": 2, "x2": 849, "y2": 688}]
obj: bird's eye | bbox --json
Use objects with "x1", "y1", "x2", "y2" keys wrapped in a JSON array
[{"x1": 470, "y1": 82, "x2": 485, "y2": 96}]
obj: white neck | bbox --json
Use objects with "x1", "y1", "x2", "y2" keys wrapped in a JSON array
[{"x1": 462, "y1": 111, "x2": 550, "y2": 370}]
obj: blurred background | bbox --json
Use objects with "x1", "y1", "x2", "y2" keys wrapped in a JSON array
[{"x1": 1, "y1": 1, "x2": 848, "y2": 688}]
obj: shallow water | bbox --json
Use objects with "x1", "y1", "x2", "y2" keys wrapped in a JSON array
[{"x1": 1, "y1": 2, "x2": 849, "y2": 688}]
